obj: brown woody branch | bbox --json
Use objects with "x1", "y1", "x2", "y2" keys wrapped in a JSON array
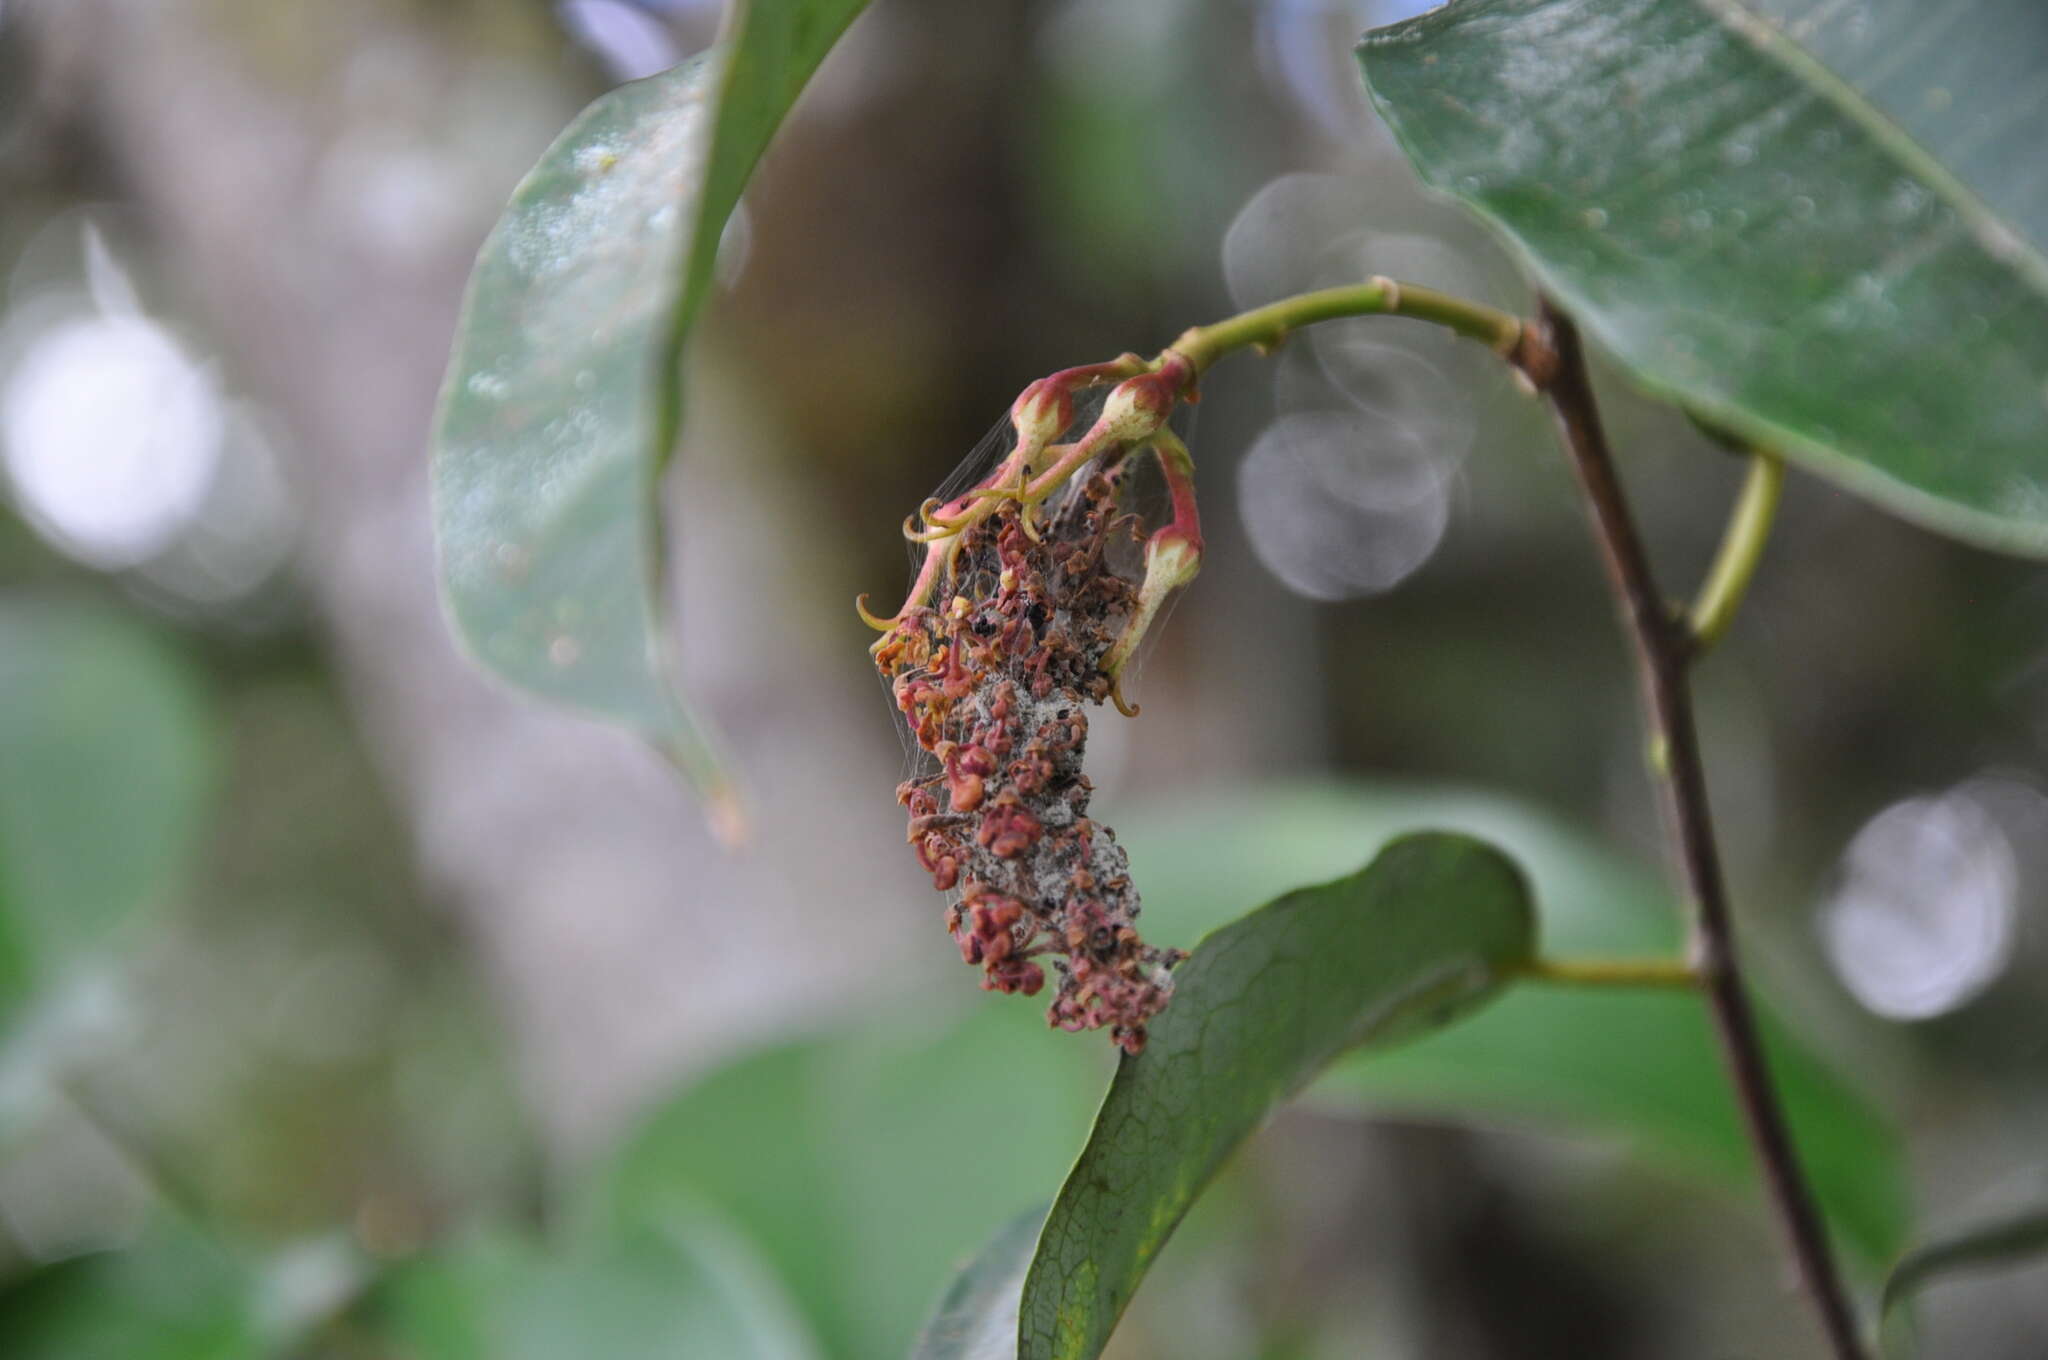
[{"x1": 1525, "y1": 297, "x2": 1867, "y2": 1360}]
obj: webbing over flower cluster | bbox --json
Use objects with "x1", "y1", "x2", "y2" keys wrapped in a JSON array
[{"x1": 862, "y1": 359, "x2": 1205, "y2": 1053}]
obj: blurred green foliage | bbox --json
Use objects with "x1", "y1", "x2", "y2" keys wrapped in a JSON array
[
  {"x1": 6, "y1": 0, "x2": 2048, "y2": 1356},
  {"x1": 0, "y1": 601, "x2": 214, "y2": 1018}
]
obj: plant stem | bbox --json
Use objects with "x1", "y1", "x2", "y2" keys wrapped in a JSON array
[
  {"x1": 1166, "y1": 279, "x2": 1523, "y2": 376},
  {"x1": 1688, "y1": 449, "x2": 1785, "y2": 655},
  {"x1": 1515, "y1": 956, "x2": 1698, "y2": 990},
  {"x1": 1529, "y1": 298, "x2": 1866, "y2": 1360}
]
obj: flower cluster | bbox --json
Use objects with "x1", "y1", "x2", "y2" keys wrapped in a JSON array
[{"x1": 865, "y1": 360, "x2": 1204, "y2": 1054}]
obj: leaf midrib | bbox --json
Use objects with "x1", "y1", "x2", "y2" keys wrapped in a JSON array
[{"x1": 1698, "y1": 0, "x2": 2048, "y2": 296}]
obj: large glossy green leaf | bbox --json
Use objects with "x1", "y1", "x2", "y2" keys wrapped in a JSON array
[
  {"x1": 580, "y1": 1004, "x2": 1110, "y2": 1360},
  {"x1": 432, "y1": 0, "x2": 868, "y2": 802},
  {"x1": 0, "y1": 600, "x2": 214, "y2": 1017},
  {"x1": 1117, "y1": 782, "x2": 1909, "y2": 1264},
  {"x1": 379, "y1": 1212, "x2": 819, "y2": 1360},
  {"x1": 1359, "y1": 0, "x2": 2048, "y2": 556},
  {"x1": 1017, "y1": 833, "x2": 1536, "y2": 1360}
]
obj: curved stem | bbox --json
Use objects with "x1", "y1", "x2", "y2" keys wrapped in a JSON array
[
  {"x1": 1515, "y1": 956, "x2": 1698, "y2": 990},
  {"x1": 1688, "y1": 449, "x2": 1785, "y2": 656},
  {"x1": 1166, "y1": 279, "x2": 1524, "y2": 376},
  {"x1": 1530, "y1": 297, "x2": 1866, "y2": 1360}
]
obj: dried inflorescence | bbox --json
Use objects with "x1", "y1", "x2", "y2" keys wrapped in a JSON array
[
  {"x1": 863, "y1": 357, "x2": 1205, "y2": 1052},
  {"x1": 876, "y1": 466, "x2": 1188, "y2": 1054}
]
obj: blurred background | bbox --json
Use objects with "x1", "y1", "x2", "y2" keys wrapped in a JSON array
[{"x1": 2, "y1": 0, "x2": 2047, "y2": 1355}]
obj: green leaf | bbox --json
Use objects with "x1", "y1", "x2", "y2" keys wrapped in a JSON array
[
  {"x1": 580, "y1": 1004, "x2": 1109, "y2": 1360},
  {"x1": 0, "y1": 1222, "x2": 258, "y2": 1360},
  {"x1": 910, "y1": 1208, "x2": 1042, "y2": 1360},
  {"x1": 431, "y1": 0, "x2": 869, "y2": 801},
  {"x1": 1017, "y1": 832, "x2": 1536, "y2": 1360},
  {"x1": 1116, "y1": 782, "x2": 1909, "y2": 1264},
  {"x1": 1879, "y1": 1204, "x2": 2048, "y2": 1340},
  {"x1": 1358, "y1": 0, "x2": 2048, "y2": 556},
  {"x1": 592, "y1": 785, "x2": 1911, "y2": 1359},
  {"x1": 379, "y1": 1209, "x2": 819, "y2": 1360},
  {"x1": 0, "y1": 600, "x2": 215, "y2": 1016}
]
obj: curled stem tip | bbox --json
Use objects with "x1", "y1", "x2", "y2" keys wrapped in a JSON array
[
  {"x1": 861, "y1": 278, "x2": 1518, "y2": 639},
  {"x1": 902, "y1": 516, "x2": 956, "y2": 545},
  {"x1": 1109, "y1": 673, "x2": 1139, "y2": 718},
  {"x1": 854, "y1": 592, "x2": 897, "y2": 631}
]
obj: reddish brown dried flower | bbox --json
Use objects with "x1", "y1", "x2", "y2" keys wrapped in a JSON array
[{"x1": 876, "y1": 474, "x2": 1186, "y2": 1054}]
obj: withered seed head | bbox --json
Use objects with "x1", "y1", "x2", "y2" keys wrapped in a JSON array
[{"x1": 875, "y1": 472, "x2": 1185, "y2": 1054}]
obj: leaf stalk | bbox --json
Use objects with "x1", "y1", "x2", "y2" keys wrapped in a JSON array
[
  {"x1": 1515, "y1": 956, "x2": 1698, "y2": 990},
  {"x1": 1165, "y1": 278, "x2": 1524, "y2": 375},
  {"x1": 1688, "y1": 449, "x2": 1785, "y2": 656}
]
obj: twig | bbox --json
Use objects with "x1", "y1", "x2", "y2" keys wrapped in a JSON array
[
  {"x1": 1166, "y1": 278, "x2": 1523, "y2": 376},
  {"x1": 1528, "y1": 297, "x2": 1866, "y2": 1360},
  {"x1": 1513, "y1": 956, "x2": 1698, "y2": 990}
]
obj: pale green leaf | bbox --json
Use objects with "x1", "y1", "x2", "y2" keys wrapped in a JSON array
[
  {"x1": 431, "y1": 0, "x2": 868, "y2": 800},
  {"x1": 580, "y1": 1005, "x2": 1109, "y2": 1360},
  {"x1": 380, "y1": 1208, "x2": 819, "y2": 1360},
  {"x1": 0, "y1": 600, "x2": 214, "y2": 1016},
  {"x1": 910, "y1": 1209, "x2": 1042, "y2": 1360}
]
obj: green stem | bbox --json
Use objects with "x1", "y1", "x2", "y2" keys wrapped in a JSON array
[
  {"x1": 1166, "y1": 279, "x2": 1524, "y2": 375},
  {"x1": 1686, "y1": 449, "x2": 1784, "y2": 656},
  {"x1": 1515, "y1": 956, "x2": 1699, "y2": 990}
]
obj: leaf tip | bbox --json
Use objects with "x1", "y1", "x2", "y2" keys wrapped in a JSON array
[{"x1": 706, "y1": 784, "x2": 751, "y2": 850}]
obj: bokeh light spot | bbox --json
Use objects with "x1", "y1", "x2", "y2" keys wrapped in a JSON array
[
  {"x1": 2, "y1": 312, "x2": 223, "y2": 570},
  {"x1": 1822, "y1": 785, "x2": 2021, "y2": 1021},
  {"x1": 1237, "y1": 410, "x2": 1452, "y2": 602}
]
